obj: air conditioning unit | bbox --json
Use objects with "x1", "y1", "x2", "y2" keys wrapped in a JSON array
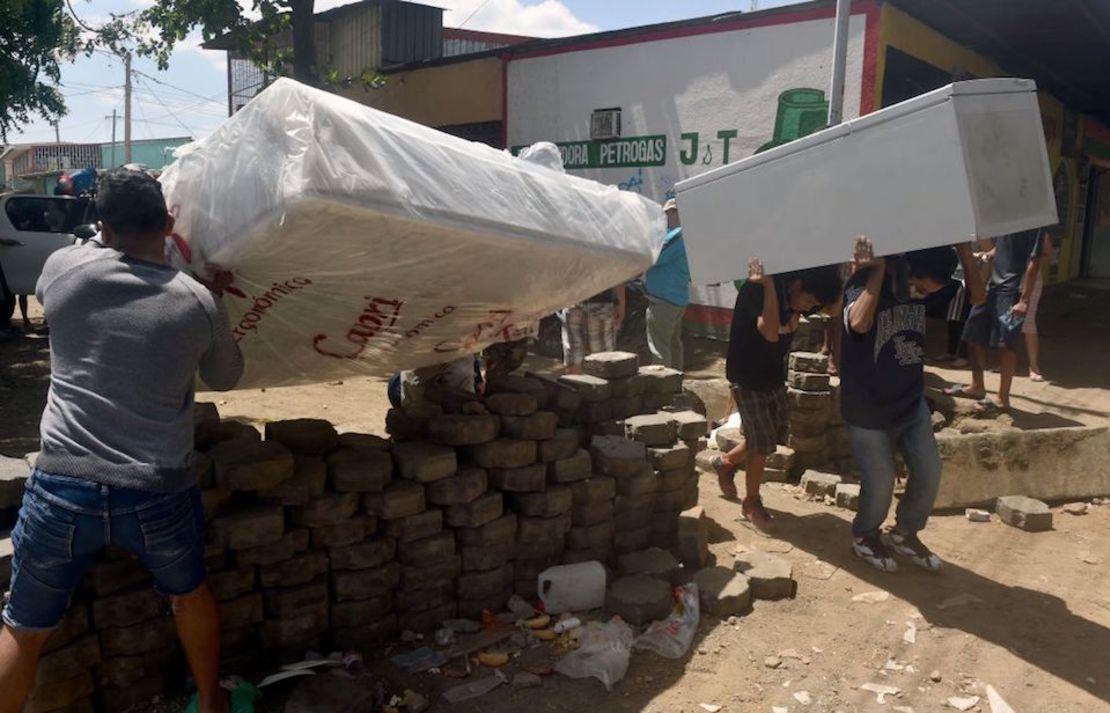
[{"x1": 590, "y1": 108, "x2": 621, "y2": 140}]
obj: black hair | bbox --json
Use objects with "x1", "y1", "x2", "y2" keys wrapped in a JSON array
[
  {"x1": 906, "y1": 246, "x2": 958, "y2": 284},
  {"x1": 788, "y1": 264, "x2": 843, "y2": 306},
  {"x1": 95, "y1": 168, "x2": 168, "y2": 238}
]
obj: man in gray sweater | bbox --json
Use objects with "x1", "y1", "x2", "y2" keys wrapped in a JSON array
[{"x1": 0, "y1": 169, "x2": 242, "y2": 713}]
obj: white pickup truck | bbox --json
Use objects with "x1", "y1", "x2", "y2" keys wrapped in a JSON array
[{"x1": 0, "y1": 193, "x2": 96, "y2": 320}]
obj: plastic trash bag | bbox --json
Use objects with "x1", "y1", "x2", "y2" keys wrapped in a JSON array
[
  {"x1": 634, "y1": 583, "x2": 700, "y2": 659},
  {"x1": 554, "y1": 618, "x2": 634, "y2": 690}
]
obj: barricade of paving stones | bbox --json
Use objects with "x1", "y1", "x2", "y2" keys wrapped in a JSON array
[{"x1": 0, "y1": 352, "x2": 705, "y2": 711}]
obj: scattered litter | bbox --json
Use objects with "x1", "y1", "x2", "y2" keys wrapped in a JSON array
[
  {"x1": 1079, "y1": 551, "x2": 1102, "y2": 565},
  {"x1": 930, "y1": 670, "x2": 942, "y2": 682},
  {"x1": 443, "y1": 619, "x2": 481, "y2": 634},
  {"x1": 435, "y1": 628, "x2": 456, "y2": 647},
  {"x1": 477, "y1": 651, "x2": 510, "y2": 668},
  {"x1": 773, "y1": 707, "x2": 789, "y2": 713},
  {"x1": 391, "y1": 647, "x2": 447, "y2": 674},
  {"x1": 852, "y1": 591, "x2": 891, "y2": 604},
  {"x1": 512, "y1": 672, "x2": 542, "y2": 689},
  {"x1": 635, "y1": 584, "x2": 700, "y2": 659},
  {"x1": 903, "y1": 622, "x2": 917, "y2": 644},
  {"x1": 699, "y1": 704, "x2": 722, "y2": 713},
  {"x1": 554, "y1": 617, "x2": 581, "y2": 634},
  {"x1": 445, "y1": 629, "x2": 516, "y2": 660},
  {"x1": 765, "y1": 656, "x2": 783, "y2": 669},
  {"x1": 860, "y1": 683, "x2": 901, "y2": 704},
  {"x1": 555, "y1": 618, "x2": 634, "y2": 690},
  {"x1": 507, "y1": 595, "x2": 537, "y2": 619},
  {"x1": 986, "y1": 685, "x2": 1015, "y2": 713},
  {"x1": 1063, "y1": 502, "x2": 1090, "y2": 516},
  {"x1": 442, "y1": 670, "x2": 507, "y2": 703},
  {"x1": 936, "y1": 593, "x2": 984, "y2": 610},
  {"x1": 810, "y1": 646, "x2": 823, "y2": 654},
  {"x1": 965, "y1": 508, "x2": 991, "y2": 522},
  {"x1": 258, "y1": 669, "x2": 315, "y2": 688},
  {"x1": 792, "y1": 691, "x2": 812, "y2": 705},
  {"x1": 526, "y1": 614, "x2": 552, "y2": 630},
  {"x1": 947, "y1": 695, "x2": 980, "y2": 711},
  {"x1": 401, "y1": 630, "x2": 422, "y2": 642}
]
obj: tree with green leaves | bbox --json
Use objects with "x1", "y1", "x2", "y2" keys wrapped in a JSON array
[{"x1": 0, "y1": 1, "x2": 78, "y2": 141}]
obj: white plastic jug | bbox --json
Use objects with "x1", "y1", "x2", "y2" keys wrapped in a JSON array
[{"x1": 538, "y1": 561, "x2": 607, "y2": 614}]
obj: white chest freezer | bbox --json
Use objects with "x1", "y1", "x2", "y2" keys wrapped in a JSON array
[{"x1": 675, "y1": 78, "x2": 1057, "y2": 283}]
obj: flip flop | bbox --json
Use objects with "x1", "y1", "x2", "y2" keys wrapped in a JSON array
[
  {"x1": 943, "y1": 384, "x2": 985, "y2": 399},
  {"x1": 1029, "y1": 373, "x2": 1046, "y2": 383},
  {"x1": 971, "y1": 398, "x2": 1006, "y2": 416}
]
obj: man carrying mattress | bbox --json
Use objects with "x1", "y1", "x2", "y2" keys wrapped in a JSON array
[{"x1": 0, "y1": 168, "x2": 242, "y2": 713}]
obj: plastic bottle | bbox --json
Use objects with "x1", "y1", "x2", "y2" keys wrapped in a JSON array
[
  {"x1": 538, "y1": 561, "x2": 606, "y2": 614},
  {"x1": 553, "y1": 617, "x2": 581, "y2": 634}
]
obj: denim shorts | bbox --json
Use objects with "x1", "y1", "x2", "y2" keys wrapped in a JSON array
[{"x1": 2, "y1": 470, "x2": 207, "y2": 631}]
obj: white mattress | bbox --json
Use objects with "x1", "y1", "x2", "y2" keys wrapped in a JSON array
[{"x1": 160, "y1": 79, "x2": 662, "y2": 389}]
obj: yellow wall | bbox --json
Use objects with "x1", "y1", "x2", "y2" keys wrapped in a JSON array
[
  {"x1": 339, "y1": 56, "x2": 503, "y2": 128},
  {"x1": 877, "y1": 4, "x2": 1082, "y2": 282}
]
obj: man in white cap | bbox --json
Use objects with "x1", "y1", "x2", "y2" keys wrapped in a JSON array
[{"x1": 643, "y1": 198, "x2": 690, "y2": 370}]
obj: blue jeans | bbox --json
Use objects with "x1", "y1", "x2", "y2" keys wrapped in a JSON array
[
  {"x1": 2, "y1": 470, "x2": 207, "y2": 631},
  {"x1": 847, "y1": 399, "x2": 942, "y2": 537}
]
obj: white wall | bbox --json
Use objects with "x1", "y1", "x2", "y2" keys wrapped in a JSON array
[{"x1": 507, "y1": 14, "x2": 867, "y2": 313}]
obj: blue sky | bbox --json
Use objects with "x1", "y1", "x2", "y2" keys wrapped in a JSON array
[{"x1": 9, "y1": 0, "x2": 802, "y2": 146}]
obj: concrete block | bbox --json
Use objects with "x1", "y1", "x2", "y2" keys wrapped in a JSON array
[
  {"x1": 291, "y1": 492, "x2": 360, "y2": 527},
  {"x1": 517, "y1": 513, "x2": 571, "y2": 543},
  {"x1": 657, "y1": 467, "x2": 692, "y2": 493},
  {"x1": 196, "y1": 418, "x2": 259, "y2": 451},
  {"x1": 33, "y1": 635, "x2": 100, "y2": 687},
  {"x1": 614, "y1": 491, "x2": 656, "y2": 515},
  {"x1": 514, "y1": 578, "x2": 539, "y2": 599},
  {"x1": 538, "y1": 428, "x2": 581, "y2": 463},
  {"x1": 576, "y1": 400, "x2": 613, "y2": 424},
  {"x1": 610, "y1": 397, "x2": 641, "y2": 422},
  {"x1": 500, "y1": 412, "x2": 557, "y2": 441},
  {"x1": 427, "y1": 414, "x2": 499, "y2": 446},
  {"x1": 715, "y1": 427, "x2": 743, "y2": 452},
  {"x1": 677, "y1": 506, "x2": 709, "y2": 569},
  {"x1": 789, "y1": 352, "x2": 829, "y2": 374},
  {"x1": 547, "y1": 449, "x2": 593, "y2": 484},
  {"x1": 486, "y1": 374, "x2": 550, "y2": 405},
  {"x1": 468, "y1": 439, "x2": 537, "y2": 470},
  {"x1": 208, "y1": 440, "x2": 294, "y2": 492},
  {"x1": 458, "y1": 591, "x2": 515, "y2": 621},
  {"x1": 801, "y1": 471, "x2": 842, "y2": 498},
  {"x1": 591, "y1": 435, "x2": 648, "y2": 478},
  {"x1": 195, "y1": 451, "x2": 215, "y2": 489},
  {"x1": 398, "y1": 532, "x2": 456, "y2": 564},
  {"x1": 638, "y1": 365, "x2": 683, "y2": 395},
  {"x1": 41, "y1": 605, "x2": 89, "y2": 654},
  {"x1": 332, "y1": 615, "x2": 399, "y2": 650},
  {"x1": 265, "y1": 578, "x2": 329, "y2": 619},
  {"x1": 401, "y1": 556, "x2": 462, "y2": 590},
  {"x1": 98, "y1": 654, "x2": 148, "y2": 689},
  {"x1": 398, "y1": 603, "x2": 457, "y2": 634},
  {"x1": 616, "y1": 471, "x2": 661, "y2": 498},
  {"x1": 364, "y1": 481, "x2": 425, "y2": 519},
  {"x1": 681, "y1": 378, "x2": 730, "y2": 420},
  {"x1": 330, "y1": 537, "x2": 397, "y2": 571},
  {"x1": 261, "y1": 604, "x2": 328, "y2": 650},
  {"x1": 485, "y1": 392, "x2": 539, "y2": 417},
  {"x1": 766, "y1": 446, "x2": 796, "y2": 471},
  {"x1": 457, "y1": 564, "x2": 514, "y2": 600},
  {"x1": 570, "y1": 476, "x2": 617, "y2": 503},
  {"x1": 384, "y1": 509, "x2": 443, "y2": 542},
  {"x1": 789, "y1": 432, "x2": 828, "y2": 454},
  {"x1": 309, "y1": 515, "x2": 377, "y2": 549},
  {"x1": 558, "y1": 374, "x2": 612, "y2": 403},
  {"x1": 210, "y1": 505, "x2": 285, "y2": 550},
  {"x1": 512, "y1": 555, "x2": 562, "y2": 581},
  {"x1": 835, "y1": 483, "x2": 861, "y2": 510},
  {"x1": 583, "y1": 351, "x2": 639, "y2": 379},
  {"x1": 788, "y1": 387, "x2": 833, "y2": 411},
  {"x1": 392, "y1": 441, "x2": 457, "y2": 483},
  {"x1": 200, "y1": 486, "x2": 231, "y2": 518},
  {"x1": 193, "y1": 401, "x2": 221, "y2": 442},
  {"x1": 617, "y1": 547, "x2": 681, "y2": 583},
  {"x1": 516, "y1": 537, "x2": 565, "y2": 560},
  {"x1": 606, "y1": 574, "x2": 672, "y2": 625},
  {"x1": 613, "y1": 526, "x2": 652, "y2": 554},
  {"x1": 426, "y1": 467, "x2": 487, "y2": 505},
  {"x1": 694, "y1": 567, "x2": 753, "y2": 617},
  {"x1": 331, "y1": 562, "x2": 402, "y2": 602},
  {"x1": 328, "y1": 448, "x2": 393, "y2": 493},
  {"x1": 444, "y1": 491, "x2": 503, "y2": 528},
  {"x1": 79, "y1": 556, "x2": 150, "y2": 597},
  {"x1": 337, "y1": 432, "x2": 391, "y2": 451},
  {"x1": 571, "y1": 498, "x2": 615, "y2": 527},
  {"x1": 455, "y1": 513, "x2": 517, "y2": 547},
  {"x1": 258, "y1": 550, "x2": 329, "y2": 588},
  {"x1": 734, "y1": 551, "x2": 796, "y2": 600},
  {"x1": 26, "y1": 671, "x2": 96, "y2": 713},
  {"x1": 488, "y1": 463, "x2": 547, "y2": 492},
  {"x1": 236, "y1": 528, "x2": 309, "y2": 567},
  {"x1": 100, "y1": 617, "x2": 176, "y2": 656},
  {"x1": 608, "y1": 373, "x2": 646, "y2": 398},
  {"x1": 563, "y1": 544, "x2": 613, "y2": 566},
  {"x1": 789, "y1": 371, "x2": 831, "y2": 391},
  {"x1": 648, "y1": 443, "x2": 694, "y2": 472},
  {"x1": 624, "y1": 413, "x2": 678, "y2": 447},
  {"x1": 460, "y1": 541, "x2": 514, "y2": 571},
  {"x1": 218, "y1": 592, "x2": 264, "y2": 630},
  {"x1": 259, "y1": 455, "x2": 328, "y2": 505},
  {"x1": 208, "y1": 566, "x2": 256, "y2": 601},
  {"x1": 264, "y1": 419, "x2": 339, "y2": 454},
  {"x1": 996, "y1": 495, "x2": 1054, "y2": 532},
  {"x1": 512, "y1": 485, "x2": 572, "y2": 517},
  {"x1": 566, "y1": 521, "x2": 615, "y2": 550},
  {"x1": 669, "y1": 410, "x2": 708, "y2": 442},
  {"x1": 330, "y1": 594, "x2": 394, "y2": 629}
]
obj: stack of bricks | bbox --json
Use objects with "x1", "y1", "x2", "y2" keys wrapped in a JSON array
[
  {"x1": 0, "y1": 351, "x2": 706, "y2": 711},
  {"x1": 786, "y1": 351, "x2": 834, "y2": 471}
]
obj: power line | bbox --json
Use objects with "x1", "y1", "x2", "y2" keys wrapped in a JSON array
[
  {"x1": 457, "y1": 0, "x2": 493, "y2": 29},
  {"x1": 133, "y1": 69, "x2": 227, "y2": 104},
  {"x1": 136, "y1": 76, "x2": 198, "y2": 136}
]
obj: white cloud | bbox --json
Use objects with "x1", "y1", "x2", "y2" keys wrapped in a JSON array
[
  {"x1": 175, "y1": 33, "x2": 228, "y2": 74},
  {"x1": 422, "y1": 0, "x2": 598, "y2": 38}
]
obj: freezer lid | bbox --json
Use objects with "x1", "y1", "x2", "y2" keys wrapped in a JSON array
[{"x1": 676, "y1": 78, "x2": 1039, "y2": 193}]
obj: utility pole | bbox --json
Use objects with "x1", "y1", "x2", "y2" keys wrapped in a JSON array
[
  {"x1": 827, "y1": 0, "x2": 851, "y2": 125},
  {"x1": 124, "y1": 53, "x2": 133, "y2": 164},
  {"x1": 106, "y1": 110, "x2": 118, "y2": 168}
]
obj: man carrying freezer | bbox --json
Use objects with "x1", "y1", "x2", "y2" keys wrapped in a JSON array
[{"x1": 0, "y1": 169, "x2": 242, "y2": 713}]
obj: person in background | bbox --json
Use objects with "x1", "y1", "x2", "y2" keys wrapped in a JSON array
[
  {"x1": 945, "y1": 229, "x2": 1046, "y2": 413},
  {"x1": 841, "y1": 239, "x2": 984, "y2": 573},
  {"x1": 0, "y1": 239, "x2": 21, "y2": 335},
  {"x1": 711, "y1": 259, "x2": 842, "y2": 532},
  {"x1": 644, "y1": 198, "x2": 691, "y2": 370},
  {"x1": 1023, "y1": 234, "x2": 1053, "y2": 382},
  {"x1": 0, "y1": 169, "x2": 242, "y2": 713},
  {"x1": 560, "y1": 284, "x2": 626, "y2": 375}
]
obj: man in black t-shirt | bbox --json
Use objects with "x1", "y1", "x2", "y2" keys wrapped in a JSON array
[
  {"x1": 712, "y1": 259, "x2": 841, "y2": 532},
  {"x1": 842, "y1": 239, "x2": 983, "y2": 573}
]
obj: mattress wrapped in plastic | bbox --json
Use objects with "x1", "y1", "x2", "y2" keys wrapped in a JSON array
[{"x1": 160, "y1": 78, "x2": 662, "y2": 389}]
